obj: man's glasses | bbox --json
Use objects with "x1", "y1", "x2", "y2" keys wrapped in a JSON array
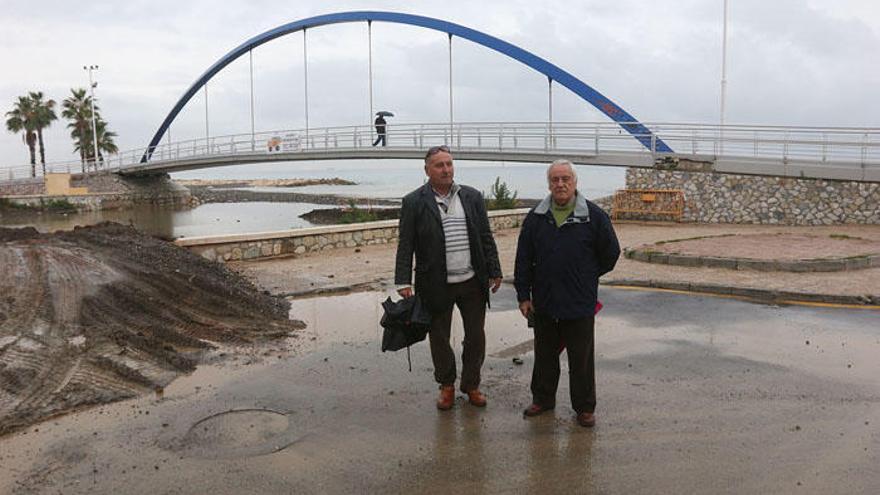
[{"x1": 424, "y1": 145, "x2": 450, "y2": 160}]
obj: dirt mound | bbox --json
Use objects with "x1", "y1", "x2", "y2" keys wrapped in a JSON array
[
  {"x1": 0, "y1": 226, "x2": 40, "y2": 243},
  {"x1": 0, "y1": 222, "x2": 303, "y2": 436}
]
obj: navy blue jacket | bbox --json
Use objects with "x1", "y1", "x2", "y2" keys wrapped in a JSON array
[{"x1": 514, "y1": 193, "x2": 620, "y2": 320}]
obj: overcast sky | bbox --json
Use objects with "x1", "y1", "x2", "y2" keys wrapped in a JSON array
[{"x1": 1, "y1": 0, "x2": 878, "y2": 166}]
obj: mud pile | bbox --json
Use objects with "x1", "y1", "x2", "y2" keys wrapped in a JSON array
[{"x1": 0, "y1": 223, "x2": 303, "y2": 435}]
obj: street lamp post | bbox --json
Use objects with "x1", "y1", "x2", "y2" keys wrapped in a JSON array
[{"x1": 84, "y1": 65, "x2": 99, "y2": 170}]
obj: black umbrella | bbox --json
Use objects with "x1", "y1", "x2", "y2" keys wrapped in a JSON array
[
  {"x1": 380, "y1": 295, "x2": 431, "y2": 370},
  {"x1": 375, "y1": 110, "x2": 394, "y2": 117}
]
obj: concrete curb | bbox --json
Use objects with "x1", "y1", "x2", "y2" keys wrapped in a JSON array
[
  {"x1": 624, "y1": 248, "x2": 880, "y2": 273},
  {"x1": 280, "y1": 276, "x2": 879, "y2": 307},
  {"x1": 603, "y1": 278, "x2": 880, "y2": 306}
]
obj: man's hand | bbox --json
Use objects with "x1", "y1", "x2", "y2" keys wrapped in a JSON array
[
  {"x1": 518, "y1": 300, "x2": 533, "y2": 319},
  {"x1": 489, "y1": 277, "x2": 502, "y2": 293},
  {"x1": 398, "y1": 287, "x2": 414, "y2": 299}
]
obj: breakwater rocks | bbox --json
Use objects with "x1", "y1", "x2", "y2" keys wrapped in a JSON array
[
  {"x1": 186, "y1": 186, "x2": 400, "y2": 207},
  {"x1": 300, "y1": 207, "x2": 401, "y2": 225},
  {"x1": 175, "y1": 178, "x2": 356, "y2": 188},
  {"x1": 626, "y1": 169, "x2": 879, "y2": 225}
]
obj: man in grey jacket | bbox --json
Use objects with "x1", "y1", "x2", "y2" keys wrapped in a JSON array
[{"x1": 395, "y1": 145, "x2": 503, "y2": 410}]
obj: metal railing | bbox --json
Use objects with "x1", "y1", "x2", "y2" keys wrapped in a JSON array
[{"x1": 2, "y1": 121, "x2": 878, "y2": 181}]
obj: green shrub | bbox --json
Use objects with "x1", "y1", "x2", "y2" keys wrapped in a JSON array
[
  {"x1": 44, "y1": 199, "x2": 77, "y2": 213},
  {"x1": 0, "y1": 198, "x2": 33, "y2": 210},
  {"x1": 487, "y1": 177, "x2": 518, "y2": 210},
  {"x1": 339, "y1": 200, "x2": 379, "y2": 224}
]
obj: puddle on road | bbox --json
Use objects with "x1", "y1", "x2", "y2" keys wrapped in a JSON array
[{"x1": 287, "y1": 286, "x2": 534, "y2": 357}]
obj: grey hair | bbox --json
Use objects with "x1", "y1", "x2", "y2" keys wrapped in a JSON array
[{"x1": 546, "y1": 159, "x2": 578, "y2": 184}]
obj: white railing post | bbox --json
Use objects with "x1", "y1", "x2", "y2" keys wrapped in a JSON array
[
  {"x1": 594, "y1": 126, "x2": 599, "y2": 155},
  {"x1": 783, "y1": 131, "x2": 789, "y2": 162}
]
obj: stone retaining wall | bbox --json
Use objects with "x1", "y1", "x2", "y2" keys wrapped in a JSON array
[
  {"x1": 0, "y1": 178, "x2": 45, "y2": 196},
  {"x1": 177, "y1": 209, "x2": 530, "y2": 263},
  {"x1": 626, "y1": 169, "x2": 879, "y2": 225},
  {"x1": 1, "y1": 173, "x2": 192, "y2": 210}
]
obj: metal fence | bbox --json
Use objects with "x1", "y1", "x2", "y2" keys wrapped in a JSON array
[{"x1": 2, "y1": 121, "x2": 878, "y2": 181}]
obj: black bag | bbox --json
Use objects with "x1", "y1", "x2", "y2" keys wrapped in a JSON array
[{"x1": 380, "y1": 296, "x2": 431, "y2": 370}]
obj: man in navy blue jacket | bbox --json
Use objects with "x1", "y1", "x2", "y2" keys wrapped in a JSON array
[{"x1": 514, "y1": 159, "x2": 620, "y2": 427}]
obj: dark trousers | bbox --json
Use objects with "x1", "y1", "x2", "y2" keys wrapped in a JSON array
[
  {"x1": 531, "y1": 313, "x2": 596, "y2": 414},
  {"x1": 372, "y1": 132, "x2": 386, "y2": 146},
  {"x1": 428, "y1": 276, "x2": 486, "y2": 392}
]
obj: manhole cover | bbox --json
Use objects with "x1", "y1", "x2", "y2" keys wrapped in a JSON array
[{"x1": 178, "y1": 408, "x2": 302, "y2": 459}]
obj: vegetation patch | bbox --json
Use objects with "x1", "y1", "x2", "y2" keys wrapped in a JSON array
[
  {"x1": 486, "y1": 177, "x2": 518, "y2": 210},
  {"x1": 43, "y1": 198, "x2": 77, "y2": 213},
  {"x1": 339, "y1": 201, "x2": 382, "y2": 224},
  {"x1": 0, "y1": 198, "x2": 34, "y2": 211}
]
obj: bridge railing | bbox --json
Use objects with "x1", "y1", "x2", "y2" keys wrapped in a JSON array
[{"x1": 2, "y1": 122, "x2": 878, "y2": 181}]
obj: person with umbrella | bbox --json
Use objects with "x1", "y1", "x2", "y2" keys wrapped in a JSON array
[{"x1": 373, "y1": 111, "x2": 392, "y2": 146}]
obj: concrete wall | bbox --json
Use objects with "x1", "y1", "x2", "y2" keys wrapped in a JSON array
[
  {"x1": 626, "y1": 169, "x2": 879, "y2": 225},
  {"x1": 45, "y1": 174, "x2": 89, "y2": 196},
  {"x1": 176, "y1": 209, "x2": 530, "y2": 263},
  {"x1": 0, "y1": 178, "x2": 44, "y2": 196}
]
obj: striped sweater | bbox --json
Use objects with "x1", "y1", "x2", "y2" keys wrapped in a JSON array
[{"x1": 436, "y1": 185, "x2": 474, "y2": 283}]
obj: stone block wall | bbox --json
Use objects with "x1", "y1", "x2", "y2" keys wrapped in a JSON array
[
  {"x1": 0, "y1": 178, "x2": 45, "y2": 196},
  {"x1": 626, "y1": 169, "x2": 879, "y2": 225},
  {"x1": 1, "y1": 173, "x2": 191, "y2": 210},
  {"x1": 178, "y1": 209, "x2": 530, "y2": 263}
]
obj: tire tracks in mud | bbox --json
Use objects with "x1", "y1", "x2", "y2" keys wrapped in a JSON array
[{"x1": 0, "y1": 224, "x2": 303, "y2": 436}]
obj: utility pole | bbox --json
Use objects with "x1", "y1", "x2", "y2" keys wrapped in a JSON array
[
  {"x1": 84, "y1": 65, "x2": 99, "y2": 169},
  {"x1": 720, "y1": 0, "x2": 729, "y2": 127}
]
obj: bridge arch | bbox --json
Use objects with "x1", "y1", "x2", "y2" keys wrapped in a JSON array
[{"x1": 142, "y1": 11, "x2": 672, "y2": 162}]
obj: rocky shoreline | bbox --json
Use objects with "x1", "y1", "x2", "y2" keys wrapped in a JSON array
[
  {"x1": 177, "y1": 177, "x2": 401, "y2": 208},
  {"x1": 174, "y1": 178, "x2": 356, "y2": 188},
  {"x1": 186, "y1": 186, "x2": 400, "y2": 207}
]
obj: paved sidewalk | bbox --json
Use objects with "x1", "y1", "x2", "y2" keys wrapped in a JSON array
[{"x1": 235, "y1": 222, "x2": 880, "y2": 306}]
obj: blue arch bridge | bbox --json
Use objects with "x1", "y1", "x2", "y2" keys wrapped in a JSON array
[{"x1": 2, "y1": 11, "x2": 878, "y2": 182}]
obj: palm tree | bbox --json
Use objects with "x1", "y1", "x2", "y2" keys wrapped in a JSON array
[
  {"x1": 95, "y1": 118, "x2": 119, "y2": 164},
  {"x1": 62, "y1": 88, "x2": 94, "y2": 173},
  {"x1": 5, "y1": 96, "x2": 38, "y2": 177},
  {"x1": 28, "y1": 91, "x2": 58, "y2": 177},
  {"x1": 72, "y1": 117, "x2": 118, "y2": 168}
]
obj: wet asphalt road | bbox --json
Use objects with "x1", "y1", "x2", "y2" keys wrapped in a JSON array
[{"x1": 1, "y1": 286, "x2": 878, "y2": 494}]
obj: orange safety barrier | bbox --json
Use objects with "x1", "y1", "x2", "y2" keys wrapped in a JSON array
[{"x1": 612, "y1": 189, "x2": 684, "y2": 222}]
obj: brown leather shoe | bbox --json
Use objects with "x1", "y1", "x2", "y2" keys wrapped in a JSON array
[
  {"x1": 466, "y1": 389, "x2": 487, "y2": 407},
  {"x1": 523, "y1": 403, "x2": 554, "y2": 417},
  {"x1": 436, "y1": 385, "x2": 455, "y2": 410},
  {"x1": 576, "y1": 412, "x2": 596, "y2": 427}
]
